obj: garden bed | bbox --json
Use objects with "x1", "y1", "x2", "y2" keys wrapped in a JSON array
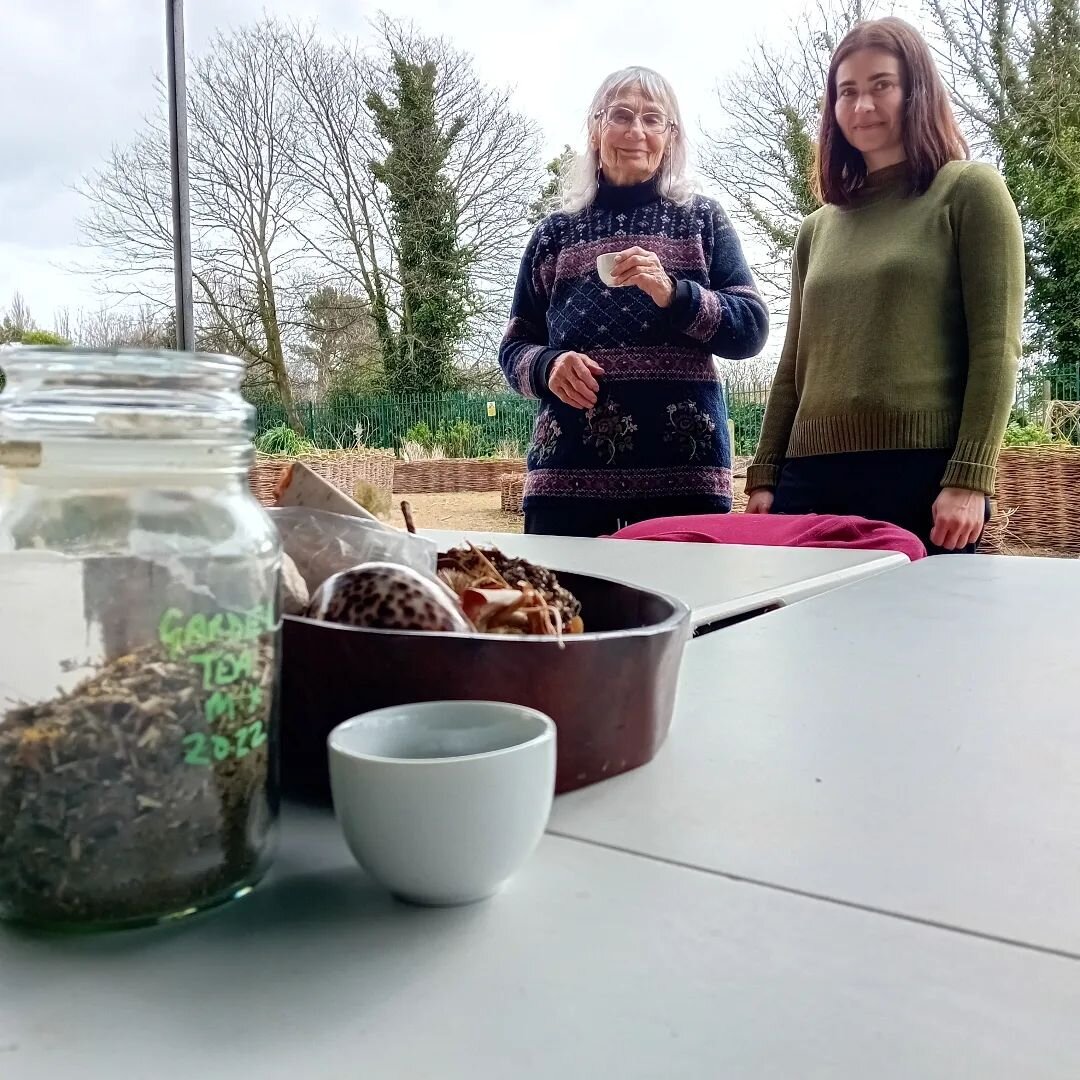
[
  {"x1": 393, "y1": 457, "x2": 524, "y2": 494},
  {"x1": 248, "y1": 450, "x2": 395, "y2": 507},
  {"x1": 984, "y1": 445, "x2": 1080, "y2": 557}
]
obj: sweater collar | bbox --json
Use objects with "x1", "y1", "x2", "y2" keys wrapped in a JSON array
[
  {"x1": 594, "y1": 171, "x2": 661, "y2": 210},
  {"x1": 847, "y1": 161, "x2": 913, "y2": 207}
]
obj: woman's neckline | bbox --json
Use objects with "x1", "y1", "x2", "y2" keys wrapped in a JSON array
[
  {"x1": 841, "y1": 160, "x2": 914, "y2": 209},
  {"x1": 594, "y1": 171, "x2": 662, "y2": 210},
  {"x1": 863, "y1": 160, "x2": 911, "y2": 190}
]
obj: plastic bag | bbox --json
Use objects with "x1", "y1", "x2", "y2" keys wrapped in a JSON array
[{"x1": 267, "y1": 507, "x2": 438, "y2": 593}]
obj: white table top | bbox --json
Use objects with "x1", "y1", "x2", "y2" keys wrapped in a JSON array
[
  {"x1": 4, "y1": 802, "x2": 1080, "y2": 1079},
  {"x1": 550, "y1": 555, "x2": 1080, "y2": 956},
  {"x1": 422, "y1": 529, "x2": 907, "y2": 629}
]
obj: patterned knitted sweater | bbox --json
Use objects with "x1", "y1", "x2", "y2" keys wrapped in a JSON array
[{"x1": 499, "y1": 175, "x2": 769, "y2": 511}]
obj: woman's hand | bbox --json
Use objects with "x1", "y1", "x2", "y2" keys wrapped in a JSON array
[
  {"x1": 930, "y1": 487, "x2": 986, "y2": 550},
  {"x1": 611, "y1": 247, "x2": 676, "y2": 308},
  {"x1": 746, "y1": 490, "x2": 774, "y2": 514},
  {"x1": 548, "y1": 351, "x2": 604, "y2": 410}
]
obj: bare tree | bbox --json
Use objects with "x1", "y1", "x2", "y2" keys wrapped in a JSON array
[
  {"x1": 701, "y1": 0, "x2": 883, "y2": 299},
  {"x1": 79, "y1": 16, "x2": 544, "y2": 406},
  {"x1": 79, "y1": 22, "x2": 307, "y2": 430},
  {"x1": 0, "y1": 292, "x2": 35, "y2": 342},
  {"x1": 274, "y1": 18, "x2": 543, "y2": 388},
  {"x1": 63, "y1": 305, "x2": 175, "y2": 350},
  {"x1": 924, "y1": 0, "x2": 1026, "y2": 154}
]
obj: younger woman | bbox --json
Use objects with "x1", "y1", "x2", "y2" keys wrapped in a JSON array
[{"x1": 746, "y1": 18, "x2": 1025, "y2": 553}]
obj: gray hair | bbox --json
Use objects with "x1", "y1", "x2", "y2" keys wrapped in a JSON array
[{"x1": 560, "y1": 66, "x2": 694, "y2": 213}]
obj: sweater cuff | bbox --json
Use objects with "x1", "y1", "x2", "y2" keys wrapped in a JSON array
[
  {"x1": 514, "y1": 346, "x2": 563, "y2": 400},
  {"x1": 746, "y1": 462, "x2": 781, "y2": 491},
  {"x1": 533, "y1": 350, "x2": 560, "y2": 399},
  {"x1": 667, "y1": 278, "x2": 697, "y2": 331},
  {"x1": 942, "y1": 440, "x2": 1000, "y2": 494}
]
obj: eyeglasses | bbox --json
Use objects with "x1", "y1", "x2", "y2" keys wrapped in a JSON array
[{"x1": 595, "y1": 105, "x2": 676, "y2": 135}]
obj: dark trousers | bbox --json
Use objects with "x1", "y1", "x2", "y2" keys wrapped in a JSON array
[
  {"x1": 524, "y1": 496, "x2": 726, "y2": 538},
  {"x1": 771, "y1": 450, "x2": 990, "y2": 555}
]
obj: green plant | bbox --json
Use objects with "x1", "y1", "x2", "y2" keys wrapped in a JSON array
[
  {"x1": 402, "y1": 421, "x2": 437, "y2": 451},
  {"x1": 254, "y1": 424, "x2": 316, "y2": 456},
  {"x1": 367, "y1": 55, "x2": 473, "y2": 393},
  {"x1": 1003, "y1": 420, "x2": 1057, "y2": 446},
  {"x1": 439, "y1": 419, "x2": 483, "y2": 458},
  {"x1": 727, "y1": 400, "x2": 767, "y2": 456},
  {"x1": 18, "y1": 330, "x2": 70, "y2": 346}
]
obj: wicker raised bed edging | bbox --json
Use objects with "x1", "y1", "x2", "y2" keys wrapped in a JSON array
[
  {"x1": 983, "y1": 445, "x2": 1080, "y2": 557},
  {"x1": 248, "y1": 451, "x2": 395, "y2": 507},
  {"x1": 500, "y1": 473, "x2": 525, "y2": 514},
  {"x1": 393, "y1": 457, "x2": 525, "y2": 495}
]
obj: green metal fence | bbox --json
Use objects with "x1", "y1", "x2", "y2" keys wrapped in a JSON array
[
  {"x1": 1014, "y1": 365, "x2": 1080, "y2": 429},
  {"x1": 255, "y1": 393, "x2": 539, "y2": 457},
  {"x1": 725, "y1": 381, "x2": 769, "y2": 456},
  {"x1": 254, "y1": 364, "x2": 1080, "y2": 459},
  {"x1": 255, "y1": 383, "x2": 773, "y2": 458}
]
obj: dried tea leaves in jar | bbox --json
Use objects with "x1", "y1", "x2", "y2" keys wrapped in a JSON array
[{"x1": 0, "y1": 603, "x2": 277, "y2": 928}]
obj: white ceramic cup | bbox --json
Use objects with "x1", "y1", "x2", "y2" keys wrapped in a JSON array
[
  {"x1": 328, "y1": 701, "x2": 556, "y2": 906},
  {"x1": 596, "y1": 252, "x2": 625, "y2": 287}
]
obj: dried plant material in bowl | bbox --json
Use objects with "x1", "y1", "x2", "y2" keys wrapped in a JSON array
[{"x1": 437, "y1": 545, "x2": 585, "y2": 636}]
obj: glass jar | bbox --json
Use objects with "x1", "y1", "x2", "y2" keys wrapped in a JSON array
[{"x1": 0, "y1": 348, "x2": 282, "y2": 930}]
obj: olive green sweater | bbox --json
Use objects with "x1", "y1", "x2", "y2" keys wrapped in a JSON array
[{"x1": 747, "y1": 160, "x2": 1025, "y2": 496}]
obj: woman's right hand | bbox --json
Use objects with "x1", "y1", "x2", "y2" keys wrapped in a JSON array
[
  {"x1": 548, "y1": 352, "x2": 604, "y2": 410},
  {"x1": 745, "y1": 490, "x2": 774, "y2": 514}
]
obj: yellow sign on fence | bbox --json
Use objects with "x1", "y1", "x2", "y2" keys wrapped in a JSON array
[{"x1": 486, "y1": 401, "x2": 497, "y2": 418}]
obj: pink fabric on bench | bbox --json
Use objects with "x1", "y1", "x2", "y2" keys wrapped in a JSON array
[{"x1": 608, "y1": 513, "x2": 925, "y2": 561}]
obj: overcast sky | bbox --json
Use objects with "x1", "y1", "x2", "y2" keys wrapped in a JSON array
[{"x1": 2, "y1": 0, "x2": 823, "y2": 329}]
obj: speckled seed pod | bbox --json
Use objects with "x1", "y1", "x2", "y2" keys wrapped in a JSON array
[{"x1": 306, "y1": 563, "x2": 472, "y2": 633}]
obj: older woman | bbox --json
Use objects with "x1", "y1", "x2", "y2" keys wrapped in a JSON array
[{"x1": 499, "y1": 67, "x2": 769, "y2": 537}]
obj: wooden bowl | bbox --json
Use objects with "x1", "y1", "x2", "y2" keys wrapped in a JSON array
[{"x1": 279, "y1": 570, "x2": 690, "y2": 802}]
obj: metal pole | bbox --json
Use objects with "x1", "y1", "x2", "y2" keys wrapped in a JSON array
[{"x1": 166, "y1": 0, "x2": 195, "y2": 350}]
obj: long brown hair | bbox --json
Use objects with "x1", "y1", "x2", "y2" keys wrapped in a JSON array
[{"x1": 815, "y1": 17, "x2": 969, "y2": 205}]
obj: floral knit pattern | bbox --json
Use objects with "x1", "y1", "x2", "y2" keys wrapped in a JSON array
[
  {"x1": 530, "y1": 409, "x2": 562, "y2": 465},
  {"x1": 664, "y1": 400, "x2": 716, "y2": 461},
  {"x1": 583, "y1": 399, "x2": 638, "y2": 464}
]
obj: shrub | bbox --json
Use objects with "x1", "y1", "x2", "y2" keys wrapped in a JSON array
[
  {"x1": 402, "y1": 421, "x2": 438, "y2": 451},
  {"x1": 19, "y1": 330, "x2": 70, "y2": 346},
  {"x1": 255, "y1": 424, "x2": 316, "y2": 456},
  {"x1": 401, "y1": 419, "x2": 493, "y2": 458},
  {"x1": 1003, "y1": 421, "x2": 1057, "y2": 447}
]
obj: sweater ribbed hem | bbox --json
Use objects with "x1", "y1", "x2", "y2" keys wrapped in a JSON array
[
  {"x1": 747, "y1": 414, "x2": 1002, "y2": 494},
  {"x1": 786, "y1": 410, "x2": 959, "y2": 459}
]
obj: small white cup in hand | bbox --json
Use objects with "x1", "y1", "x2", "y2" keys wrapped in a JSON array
[{"x1": 596, "y1": 253, "x2": 625, "y2": 287}]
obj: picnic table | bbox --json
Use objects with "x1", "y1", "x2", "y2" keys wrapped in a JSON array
[
  {"x1": 3, "y1": 800, "x2": 1078, "y2": 1079},
  {"x1": 4, "y1": 549, "x2": 1079, "y2": 1077},
  {"x1": 550, "y1": 555, "x2": 1080, "y2": 954}
]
